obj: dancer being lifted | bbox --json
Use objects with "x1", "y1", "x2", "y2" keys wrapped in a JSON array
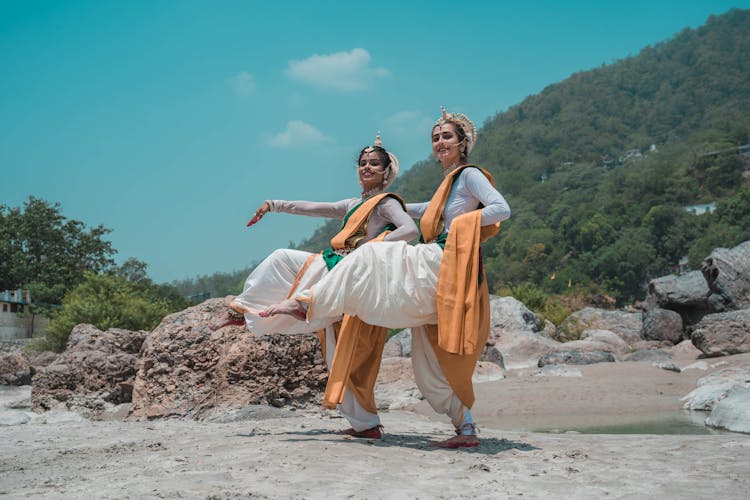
[{"x1": 212, "y1": 134, "x2": 417, "y2": 438}]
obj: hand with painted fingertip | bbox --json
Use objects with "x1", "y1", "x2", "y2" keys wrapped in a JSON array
[{"x1": 246, "y1": 201, "x2": 272, "y2": 227}]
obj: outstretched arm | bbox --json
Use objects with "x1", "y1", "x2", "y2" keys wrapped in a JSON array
[{"x1": 246, "y1": 199, "x2": 353, "y2": 227}]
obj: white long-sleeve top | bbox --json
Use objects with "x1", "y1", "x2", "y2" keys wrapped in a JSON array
[
  {"x1": 406, "y1": 167, "x2": 511, "y2": 232},
  {"x1": 269, "y1": 196, "x2": 418, "y2": 245}
]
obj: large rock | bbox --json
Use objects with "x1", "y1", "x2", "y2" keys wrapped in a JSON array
[
  {"x1": 705, "y1": 387, "x2": 750, "y2": 434},
  {"x1": 681, "y1": 364, "x2": 750, "y2": 411},
  {"x1": 558, "y1": 307, "x2": 643, "y2": 344},
  {"x1": 489, "y1": 295, "x2": 547, "y2": 334},
  {"x1": 0, "y1": 352, "x2": 32, "y2": 386},
  {"x1": 374, "y1": 357, "x2": 422, "y2": 410},
  {"x1": 487, "y1": 296, "x2": 560, "y2": 368},
  {"x1": 641, "y1": 307, "x2": 684, "y2": 344},
  {"x1": 31, "y1": 324, "x2": 147, "y2": 415},
  {"x1": 702, "y1": 241, "x2": 750, "y2": 312},
  {"x1": 481, "y1": 342, "x2": 506, "y2": 369},
  {"x1": 383, "y1": 329, "x2": 411, "y2": 358},
  {"x1": 579, "y1": 329, "x2": 630, "y2": 355},
  {"x1": 623, "y1": 349, "x2": 680, "y2": 372},
  {"x1": 130, "y1": 298, "x2": 327, "y2": 420},
  {"x1": 689, "y1": 309, "x2": 750, "y2": 357},
  {"x1": 538, "y1": 350, "x2": 615, "y2": 367},
  {"x1": 645, "y1": 271, "x2": 711, "y2": 325}
]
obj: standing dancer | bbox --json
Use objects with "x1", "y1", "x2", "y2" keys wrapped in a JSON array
[{"x1": 263, "y1": 108, "x2": 511, "y2": 448}]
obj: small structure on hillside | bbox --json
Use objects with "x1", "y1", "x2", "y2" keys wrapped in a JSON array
[
  {"x1": 683, "y1": 203, "x2": 717, "y2": 215},
  {"x1": 0, "y1": 289, "x2": 49, "y2": 340}
]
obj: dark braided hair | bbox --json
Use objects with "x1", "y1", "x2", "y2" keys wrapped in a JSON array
[{"x1": 358, "y1": 145, "x2": 392, "y2": 169}]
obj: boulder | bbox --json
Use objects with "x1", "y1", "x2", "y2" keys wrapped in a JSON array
[
  {"x1": 489, "y1": 295, "x2": 548, "y2": 335},
  {"x1": 645, "y1": 271, "x2": 710, "y2": 325},
  {"x1": 681, "y1": 364, "x2": 750, "y2": 411},
  {"x1": 558, "y1": 307, "x2": 643, "y2": 344},
  {"x1": 130, "y1": 298, "x2": 327, "y2": 420},
  {"x1": 472, "y1": 361, "x2": 505, "y2": 383},
  {"x1": 641, "y1": 308, "x2": 684, "y2": 344},
  {"x1": 537, "y1": 350, "x2": 615, "y2": 367},
  {"x1": 579, "y1": 329, "x2": 630, "y2": 355},
  {"x1": 0, "y1": 352, "x2": 32, "y2": 386},
  {"x1": 487, "y1": 296, "x2": 560, "y2": 368},
  {"x1": 374, "y1": 357, "x2": 422, "y2": 410},
  {"x1": 705, "y1": 387, "x2": 750, "y2": 434},
  {"x1": 623, "y1": 349, "x2": 680, "y2": 372},
  {"x1": 31, "y1": 324, "x2": 147, "y2": 415},
  {"x1": 480, "y1": 342, "x2": 505, "y2": 369},
  {"x1": 382, "y1": 329, "x2": 411, "y2": 358},
  {"x1": 702, "y1": 241, "x2": 750, "y2": 312},
  {"x1": 689, "y1": 309, "x2": 750, "y2": 357},
  {"x1": 668, "y1": 339, "x2": 703, "y2": 364}
]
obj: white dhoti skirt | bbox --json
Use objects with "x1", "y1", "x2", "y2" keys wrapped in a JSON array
[
  {"x1": 300, "y1": 241, "x2": 443, "y2": 329},
  {"x1": 232, "y1": 248, "x2": 341, "y2": 335},
  {"x1": 232, "y1": 248, "x2": 379, "y2": 429},
  {"x1": 298, "y1": 241, "x2": 470, "y2": 426}
]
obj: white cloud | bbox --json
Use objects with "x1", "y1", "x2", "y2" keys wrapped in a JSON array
[
  {"x1": 267, "y1": 120, "x2": 329, "y2": 147},
  {"x1": 231, "y1": 71, "x2": 255, "y2": 95},
  {"x1": 285, "y1": 48, "x2": 389, "y2": 91}
]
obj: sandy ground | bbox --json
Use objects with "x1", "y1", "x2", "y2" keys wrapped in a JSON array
[{"x1": 2, "y1": 355, "x2": 750, "y2": 499}]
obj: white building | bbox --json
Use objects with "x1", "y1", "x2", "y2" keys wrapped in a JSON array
[{"x1": 0, "y1": 290, "x2": 49, "y2": 341}]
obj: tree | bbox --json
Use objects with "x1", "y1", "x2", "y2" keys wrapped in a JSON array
[
  {"x1": 0, "y1": 197, "x2": 115, "y2": 313},
  {"x1": 33, "y1": 272, "x2": 172, "y2": 352}
]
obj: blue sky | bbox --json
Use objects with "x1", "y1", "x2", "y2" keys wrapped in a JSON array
[{"x1": 2, "y1": 1, "x2": 748, "y2": 283}]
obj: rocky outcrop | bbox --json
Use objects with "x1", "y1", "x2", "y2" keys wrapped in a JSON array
[
  {"x1": 487, "y1": 297, "x2": 560, "y2": 368},
  {"x1": 702, "y1": 241, "x2": 750, "y2": 312},
  {"x1": 645, "y1": 271, "x2": 711, "y2": 325},
  {"x1": 558, "y1": 307, "x2": 643, "y2": 344},
  {"x1": 0, "y1": 352, "x2": 32, "y2": 386},
  {"x1": 705, "y1": 387, "x2": 750, "y2": 434},
  {"x1": 579, "y1": 329, "x2": 630, "y2": 356},
  {"x1": 537, "y1": 350, "x2": 615, "y2": 367},
  {"x1": 623, "y1": 349, "x2": 680, "y2": 372},
  {"x1": 382, "y1": 329, "x2": 411, "y2": 358},
  {"x1": 681, "y1": 364, "x2": 750, "y2": 411},
  {"x1": 689, "y1": 309, "x2": 750, "y2": 357},
  {"x1": 374, "y1": 357, "x2": 422, "y2": 410},
  {"x1": 641, "y1": 308, "x2": 684, "y2": 344},
  {"x1": 130, "y1": 298, "x2": 327, "y2": 420},
  {"x1": 31, "y1": 324, "x2": 147, "y2": 415}
]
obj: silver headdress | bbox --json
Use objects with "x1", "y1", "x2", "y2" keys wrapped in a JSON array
[{"x1": 363, "y1": 132, "x2": 399, "y2": 190}]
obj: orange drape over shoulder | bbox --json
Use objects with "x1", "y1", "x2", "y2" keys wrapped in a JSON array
[
  {"x1": 419, "y1": 165, "x2": 500, "y2": 408},
  {"x1": 316, "y1": 193, "x2": 405, "y2": 412}
]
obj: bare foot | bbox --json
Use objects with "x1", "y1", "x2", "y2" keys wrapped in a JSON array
[
  {"x1": 259, "y1": 298, "x2": 307, "y2": 321},
  {"x1": 209, "y1": 310, "x2": 245, "y2": 331},
  {"x1": 229, "y1": 301, "x2": 249, "y2": 314},
  {"x1": 429, "y1": 434, "x2": 479, "y2": 449}
]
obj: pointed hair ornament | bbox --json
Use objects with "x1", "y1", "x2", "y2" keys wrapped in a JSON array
[{"x1": 435, "y1": 106, "x2": 478, "y2": 155}]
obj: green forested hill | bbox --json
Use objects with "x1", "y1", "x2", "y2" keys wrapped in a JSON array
[{"x1": 293, "y1": 9, "x2": 750, "y2": 307}]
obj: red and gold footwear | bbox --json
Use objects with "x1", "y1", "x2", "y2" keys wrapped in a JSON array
[{"x1": 338, "y1": 425, "x2": 383, "y2": 439}]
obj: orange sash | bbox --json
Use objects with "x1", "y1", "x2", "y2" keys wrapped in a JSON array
[
  {"x1": 418, "y1": 165, "x2": 500, "y2": 408},
  {"x1": 303, "y1": 193, "x2": 404, "y2": 412}
]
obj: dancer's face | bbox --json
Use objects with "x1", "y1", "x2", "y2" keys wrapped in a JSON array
[
  {"x1": 358, "y1": 151, "x2": 387, "y2": 190},
  {"x1": 432, "y1": 123, "x2": 464, "y2": 166}
]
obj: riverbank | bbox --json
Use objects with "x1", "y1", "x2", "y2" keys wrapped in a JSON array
[
  {"x1": 2, "y1": 354, "x2": 750, "y2": 498},
  {"x1": 1, "y1": 407, "x2": 748, "y2": 499}
]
